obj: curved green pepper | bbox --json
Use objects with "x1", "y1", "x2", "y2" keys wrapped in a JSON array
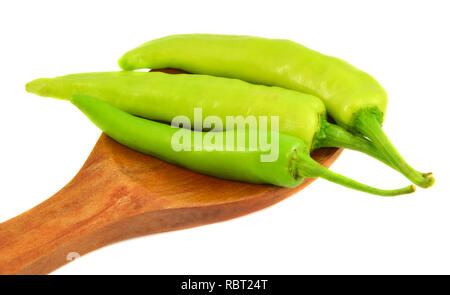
[
  {"x1": 26, "y1": 71, "x2": 392, "y2": 168},
  {"x1": 71, "y1": 94, "x2": 414, "y2": 196},
  {"x1": 118, "y1": 34, "x2": 434, "y2": 188}
]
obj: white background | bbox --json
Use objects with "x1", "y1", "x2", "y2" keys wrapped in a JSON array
[{"x1": 0, "y1": 0, "x2": 449, "y2": 275}]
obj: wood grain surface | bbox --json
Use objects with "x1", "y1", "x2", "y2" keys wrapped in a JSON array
[{"x1": 0, "y1": 134, "x2": 341, "y2": 274}]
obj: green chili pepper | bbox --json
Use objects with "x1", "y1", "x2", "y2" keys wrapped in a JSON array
[
  {"x1": 26, "y1": 71, "x2": 393, "y2": 168},
  {"x1": 70, "y1": 94, "x2": 414, "y2": 196},
  {"x1": 118, "y1": 34, "x2": 434, "y2": 188}
]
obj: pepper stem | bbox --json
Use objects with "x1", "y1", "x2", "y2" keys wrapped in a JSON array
[
  {"x1": 293, "y1": 149, "x2": 416, "y2": 197},
  {"x1": 353, "y1": 108, "x2": 434, "y2": 188},
  {"x1": 314, "y1": 120, "x2": 395, "y2": 170}
]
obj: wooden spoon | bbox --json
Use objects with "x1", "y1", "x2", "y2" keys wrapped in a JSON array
[
  {"x1": 0, "y1": 67, "x2": 342, "y2": 274},
  {"x1": 0, "y1": 133, "x2": 341, "y2": 275},
  {"x1": 0, "y1": 134, "x2": 342, "y2": 274}
]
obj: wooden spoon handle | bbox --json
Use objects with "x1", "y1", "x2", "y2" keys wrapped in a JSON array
[{"x1": 0, "y1": 146, "x2": 130, "y2": 274}]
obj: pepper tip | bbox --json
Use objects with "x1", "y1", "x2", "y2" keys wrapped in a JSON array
[
  {"x1": 25, "y1": 80, "x2": 39, "y2": 94},
  {"x1": 423, "y1": 172, "x2": 435, "y2": 188}
]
